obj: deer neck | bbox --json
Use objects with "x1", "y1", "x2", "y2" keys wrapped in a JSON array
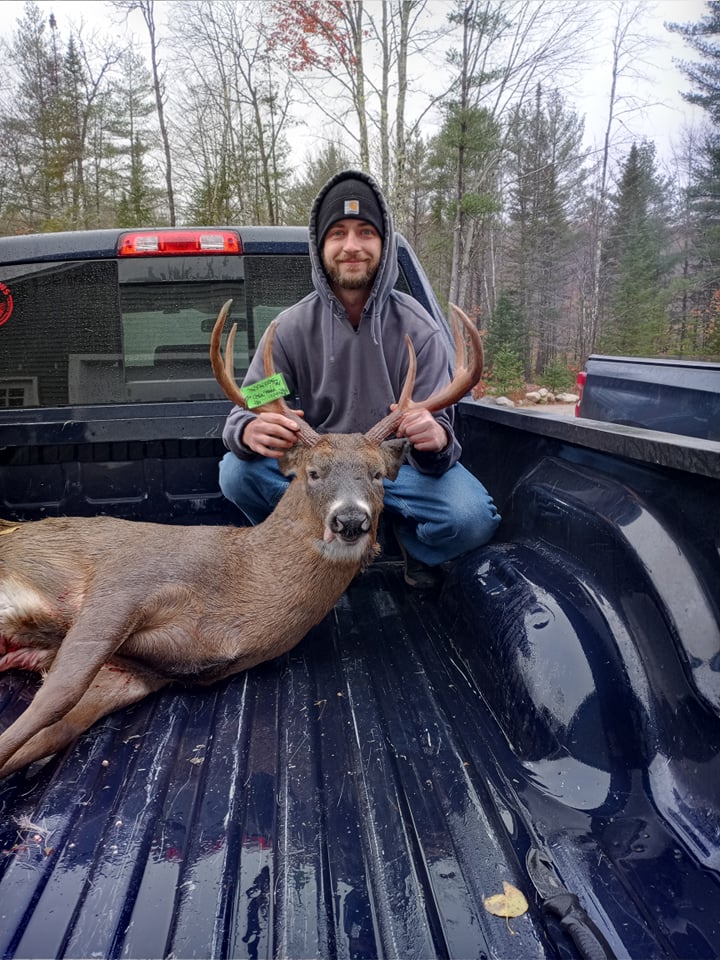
[{"x1": 239, "y1": 488, "x2": 377, "y2": 606}]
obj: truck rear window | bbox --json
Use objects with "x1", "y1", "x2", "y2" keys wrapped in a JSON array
[{"x1": 0, "y1": 254, "x2": 313, "y2": 407}]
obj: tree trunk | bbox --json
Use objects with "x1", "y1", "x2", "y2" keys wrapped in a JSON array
[
  {"x1": 140, "y1": 0, "x2": 176, "y2": 225},
  {"x1": 393, "y1": 0, "x2": 412, "y2": 219}
]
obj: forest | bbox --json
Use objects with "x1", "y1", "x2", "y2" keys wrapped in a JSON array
[{"x1": 1, "y1": 0, "x2": 719, "y2": 390}]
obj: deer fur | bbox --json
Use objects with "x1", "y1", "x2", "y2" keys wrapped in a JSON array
[{"x1": 0, "y1": 302, "x2": 482, "y2": 778}]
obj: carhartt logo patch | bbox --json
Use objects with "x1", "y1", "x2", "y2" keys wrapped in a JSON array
[{"x1": 344, "y1": 199, "x2": 360, "y2": 215}]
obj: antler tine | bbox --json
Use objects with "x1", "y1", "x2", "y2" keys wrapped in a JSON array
[
  {"x1": 211, "y1": 299, "x2": 246, "y2": 407},
  {"x1": 210, "y1": 300, "x2": 320, "y2": 447},
  {"x1": 364, "y1": 303, "x2": 483, "y2": 445},
  {"x1": 224, "y1": 322, "x2": 239, "y2": 381},
  {"x1": 363, "y1": 336, "x2": 417, "y2": 444},
  {"x1": 260, "y1": 319, "x2": 320, "y2": 446},
  {"x1": 429, "y1": 302, "x2": 483, "y2": 410}
]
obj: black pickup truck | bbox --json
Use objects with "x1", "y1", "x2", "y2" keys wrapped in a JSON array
[{"x1": 1, "y1": 227, "x2": 719, "y2": 960}]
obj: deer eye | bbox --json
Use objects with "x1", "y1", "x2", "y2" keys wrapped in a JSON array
[
  {"x1": 373, "y1": 470, "x2": 384, "y2": 481},
  {"x1": 307, "y1": 468, "x2": 320, "y2": 482}
]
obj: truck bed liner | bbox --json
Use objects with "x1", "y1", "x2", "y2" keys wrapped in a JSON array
[
  {"x1": 0, "y1": 565, "x2": 538, "y2": 959},
  {"x1": 0, "y1": 563, "x2": 534, "y2": 960},
  {"x1": 2, "y1": 555, "x2": 718, "y2": 959}
]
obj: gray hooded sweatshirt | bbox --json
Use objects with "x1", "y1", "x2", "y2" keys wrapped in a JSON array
[{"x1": 222, "y1": 170, "x2": 462, "y2": 475}]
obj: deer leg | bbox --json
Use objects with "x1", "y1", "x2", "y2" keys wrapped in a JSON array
[
  {"x1": 0, "y1": 661, "x2": 167, "y2": 778},
  {"x1": 0, "y1": 606, "x2": 142, "y2": 772}
]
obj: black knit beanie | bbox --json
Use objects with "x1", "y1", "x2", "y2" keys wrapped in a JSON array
[{"x1": 316, "y1": 176, "x2": 385, "y2": 245}]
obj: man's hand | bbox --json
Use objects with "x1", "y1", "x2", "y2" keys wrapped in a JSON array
[
  {"x1": 395, "y1": 409, "x2": 448, "y2": 453},
  {"x1": 242, "y1": 412, "x2": 303, "y2": 458}
]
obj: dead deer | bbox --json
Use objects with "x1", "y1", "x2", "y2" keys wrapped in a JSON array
[{"x1": 0, "y1": 302, "x2": 482, "y2": 778}]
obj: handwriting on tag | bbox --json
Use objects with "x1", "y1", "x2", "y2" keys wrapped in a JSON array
[{"x1": 240, "y1": 373, "x2": 290, "y2": 409}]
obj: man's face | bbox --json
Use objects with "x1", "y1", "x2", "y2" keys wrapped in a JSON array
[{"x1": 322, "y1": 219, "x2": 382, "y2": 290}]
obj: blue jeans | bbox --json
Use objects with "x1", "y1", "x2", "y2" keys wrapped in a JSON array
[{"x1": 218, "y1": 452, "x2": 501, "y2": 566}]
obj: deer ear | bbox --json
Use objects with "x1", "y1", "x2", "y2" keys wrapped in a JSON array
[
  {"x1": 379, "y1": 438, "x2": 409, "y2": 482},
  {"x1": 278, "y1": 442, "x2": 307, "y2": 477}
]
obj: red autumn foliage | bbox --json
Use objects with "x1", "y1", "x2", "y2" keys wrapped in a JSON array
[{"x1": 267, "y1": 1, "x2": 358, "y2": 73}]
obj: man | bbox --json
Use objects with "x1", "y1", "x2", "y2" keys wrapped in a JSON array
[{"x1": 219, "y1": 169, "x2": 500, "y2": 586}]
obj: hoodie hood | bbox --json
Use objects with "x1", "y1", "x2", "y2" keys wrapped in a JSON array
[
  {"x1": 308, "y1": 169, "x2": 399, "y2": 349},
  {"x1": 223, "y1": 168, "x2": 461, "y2": 471}
]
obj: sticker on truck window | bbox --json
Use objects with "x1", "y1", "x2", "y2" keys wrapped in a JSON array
[
  {"x1": 240, "y1": 373, "x2": 290, "y2": 409},
  {"x1": 0, "y1": 282, "x2": 13, "y2": 327}
]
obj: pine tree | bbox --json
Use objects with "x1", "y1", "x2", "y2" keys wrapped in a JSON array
[
  {"x1": 1, "y1": 2, "x2": 65, "y2": 230},
  {"x1": 116, "y1": 134, "x2": 160, "y2": 226},
  {"x1": 58, "y1": 34, "x2": 90, "y2": 226},
  {"x1": 282, "y1": 144, "x2": 354, "y2": 226},
  {"x1": 186, "y1": 168, "x2": 234, "y2": 227},
  {"x1": 485, "y1": 291, "x2": 528, "y2": 367},
  {"x1": 601, "y1": 142, "x2": 670, "y2": 356},
  {"x1": 668, "y1": 3, "x2": 720, "y2": 356},
  {"x1": 682, "y1": 133, "x2": 720, "y2": 357},
  {"x1": 424, "y1": 106, "x2": 502, "y2": 313},
  {"x1": 486, "y1": 347, "x2": 526, "y2": 399},
  {"x1": 1, "y1": 4, "x2": 128, "y2": 231},
  {"x1": 505, "y1": 85, "x2": 587, "y2": 376},
  {"x1": 108, "y1": 49, "x2": 161, "y2": 227},
  {"x1": 668, "y1": 1, "x2": 720, "y2": 122}
]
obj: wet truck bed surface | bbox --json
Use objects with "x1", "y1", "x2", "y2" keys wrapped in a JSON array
[{"x1": 1, "y1": 552, "x2": 718, "y2": 960}]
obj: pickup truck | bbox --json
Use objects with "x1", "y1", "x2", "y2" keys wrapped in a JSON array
[
  {"x1": 576, "y1": 354, "x2": 720, "y2": 441},
  {"x1": 1, "y1": 227, "x2": 719, "y2": 960}
]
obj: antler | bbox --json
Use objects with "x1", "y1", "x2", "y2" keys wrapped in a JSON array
[
  {"x1": 211, "y1": 299, "x2": 320, "y2": 447},
  {"x1": 364, "y1": 303, "x2": 484, "y2": 445},
  {"x1": 211, "y1": 300, "x2": 482, "y2": 451}
]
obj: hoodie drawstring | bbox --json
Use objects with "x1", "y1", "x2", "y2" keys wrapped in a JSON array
[{"x1": 329, "y1": 301, "x2": 337, "y2": 363}]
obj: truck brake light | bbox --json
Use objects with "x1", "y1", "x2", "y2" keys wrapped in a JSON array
[
  {"x1": 575, "y1": 370, "x2": 587, "y2": 417},
  {"x1": 117, "y1": 229, "x2": 241, "y2": 256}
]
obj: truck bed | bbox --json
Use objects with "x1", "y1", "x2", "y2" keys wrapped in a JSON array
[
  {"x1": 2, "y1": 403, "x2": 720, "y2": 959},
  {"x1": 0, "y1": 561, "x2": 529, "y2": 959},
  {"x1": 1, "y1": 559, "x2": 718, "y2": 960}
]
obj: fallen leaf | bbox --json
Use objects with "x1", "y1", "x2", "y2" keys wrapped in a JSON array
[{"x1": 483, "y1": 881, "x2": 529, "y2": 919}]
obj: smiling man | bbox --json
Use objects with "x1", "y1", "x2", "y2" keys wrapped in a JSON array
[{"x1": 218, "y1": 170, "x2": 500, "y2": 586}]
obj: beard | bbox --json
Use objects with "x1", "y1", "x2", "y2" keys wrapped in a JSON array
[{"x1": 323, "y1": 258, "x2": 379, "y2": 290}]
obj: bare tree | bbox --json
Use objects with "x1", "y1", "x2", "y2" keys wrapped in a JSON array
[
  {"x1": 581, "y1": 0, "x2": 658, "y2": 357},
  {"x1": 113, "y1": 0, "x2": 176, "y2": 224},
  {"x1": 169, "y1": 0, "x2": 294, "y2": 223},
  {"x1": 369, "y1": 1, "x2": 449, "y2": 221},
  {"x1": 444, "y1": 0, "x2": 597, "y2": 308},
  {"x1": 266, "y1": 0, "x2": 448, "y2": 206},
  {"x1": 266, "y1": 1, "x2": 372, "y2": 170},
  {"x1": 0, "y1": 5, "x2": 124, "y2": 231},
  {"x1": 61, "y1": 29, "x2": 124, "y2": 227}
]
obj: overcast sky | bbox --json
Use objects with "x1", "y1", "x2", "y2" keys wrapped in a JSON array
[
  {"x1": 0, "y1": 0, "x2": 710, "y2": 174},
  {"x1": 574, "y1": 0, "x2": 708, "y2": 168}
]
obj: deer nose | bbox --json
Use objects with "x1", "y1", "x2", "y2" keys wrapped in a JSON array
[{"x1": 330, "y1": 508, "x2": 371, "y2": 542}]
